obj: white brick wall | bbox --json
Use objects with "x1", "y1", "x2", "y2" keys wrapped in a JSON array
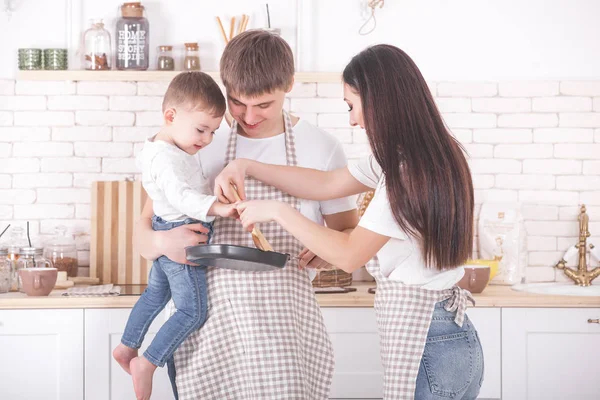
[{"x1": 0, "y1": 79, "x2": 597, "y2": 283}]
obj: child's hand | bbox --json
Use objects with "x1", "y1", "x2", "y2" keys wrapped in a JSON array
[
  {"x1": 236, "y1": 200, "x2": 286, "y2": 231},
  {"x1": 209, "y1": 201, "x2": 240, "y2": 219}
]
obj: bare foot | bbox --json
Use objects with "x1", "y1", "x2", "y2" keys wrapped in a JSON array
[
  {"x1": 130, "y1": 356, "x2": 157, "y2": 400},
  {"x1": 112, "y1": 343, "x2": 138, "y2": 375}
]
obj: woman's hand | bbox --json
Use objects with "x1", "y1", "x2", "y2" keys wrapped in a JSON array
[
  {"x1": 214, "y1": 159, "x2": 250, "y2": 203},
  {"x1": 297, "y1": 248, "x2": 333, "y2": 270},
  {"x1": 236, "y1": 200, "x2": 289, "y2": 231},
  {"x1": 157, "y1": 223, "x2": 210, "y2": 265}
]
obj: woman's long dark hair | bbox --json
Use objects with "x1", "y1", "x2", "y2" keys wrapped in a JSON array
[{"x1": 343, "y1": 45, "x2": 474, "y2": 270}]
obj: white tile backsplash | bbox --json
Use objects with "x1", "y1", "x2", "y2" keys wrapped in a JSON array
[{"x1": 0, "y1": 78, "x2": 597, "y2": 282}]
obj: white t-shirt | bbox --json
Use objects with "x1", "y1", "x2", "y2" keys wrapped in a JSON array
[
  {"x1": 198, "y1": 118, "x2": 357, "y2": 222},
  {"x1": 348, "y1": 155, "x2": 464, "y2": 290},
  {"x1": 137, "y1": 138, "x2": 217, "y2": 222}
]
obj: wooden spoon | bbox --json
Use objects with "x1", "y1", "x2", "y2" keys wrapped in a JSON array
[{"x1": 230, "y1": 183, "x2": 274, "y2": 252}]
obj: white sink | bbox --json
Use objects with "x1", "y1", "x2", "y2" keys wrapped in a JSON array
[{"x1": 512, "y1": 282, "x2": 600, "y2": 297}]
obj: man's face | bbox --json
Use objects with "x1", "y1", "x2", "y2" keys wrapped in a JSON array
[{"x1": 227, "y1": 89, "x2": 288, "y2": 138}]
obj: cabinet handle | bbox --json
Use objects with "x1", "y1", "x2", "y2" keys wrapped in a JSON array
[{"x1": 588, "y1": 319, "x2": 599, "y2": 324}]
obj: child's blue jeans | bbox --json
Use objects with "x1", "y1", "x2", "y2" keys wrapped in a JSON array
[{"x1": 121, "y1": 216, "x2": 213, "y2": 368}]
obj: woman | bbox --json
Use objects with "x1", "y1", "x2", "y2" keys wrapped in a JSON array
[{"x1": 216, "y1": 44, "x2": 484, "y2": 399}]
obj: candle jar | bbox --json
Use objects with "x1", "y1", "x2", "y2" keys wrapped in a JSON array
[
  {"x1": 183, "y1": 42, "x2": 201, "y2": 71},
  {"x1": 18, "y1": 48, "x2": 43, "y2": 70},
  {"x1": 157, "y1": 45, "x2": 175, "y2": 71},
  {"x1": 43, "y1": 49, "x2": 68, "y2": 70}
]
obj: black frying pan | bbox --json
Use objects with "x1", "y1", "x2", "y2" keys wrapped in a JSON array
[{"x1": 186, "y1": 244, "x2": 289, "y2": 272}]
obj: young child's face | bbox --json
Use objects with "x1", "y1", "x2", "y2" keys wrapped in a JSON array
[
  {"x1": 227, "y1": 89, "x2": 288, "y2": 138},
  {"x1": 169, "y1": 108, "x2": 223, "y2": 155}
]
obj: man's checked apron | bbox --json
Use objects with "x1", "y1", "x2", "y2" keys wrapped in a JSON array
[{"x1": 173, "y1": 110, "x2": 335, "y2": 399}]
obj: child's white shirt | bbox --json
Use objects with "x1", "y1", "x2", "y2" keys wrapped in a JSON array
[{"x1": 136, "y1": 137, "x2": 217, "y2": 223}]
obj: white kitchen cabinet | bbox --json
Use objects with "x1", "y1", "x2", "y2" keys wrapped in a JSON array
[
  {"x1": 467, "y1": 308, "x2": 502, "y2": 400},
  {"x1": 322, "y1": 308, "x2": 383, "y2": 399},
  {"x1": 0, "y1": 309, "x2": 84, "y2": 400},
  {"x1": 84, "y1": 308, "x2": 173, "y2": 400},
  {"x1": 502, "y1": 308, "x2": 600, "y2": 400}
]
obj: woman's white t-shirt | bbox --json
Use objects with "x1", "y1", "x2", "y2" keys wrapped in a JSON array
[{"x1": 348, "y1": 155, "x2": 464, "y2": 290}]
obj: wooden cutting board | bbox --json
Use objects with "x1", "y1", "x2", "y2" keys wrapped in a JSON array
[{"x1": 90, "y1": 181, "x2": 152, "y2": 284}]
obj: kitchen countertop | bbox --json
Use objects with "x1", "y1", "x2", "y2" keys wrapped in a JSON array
[{"x1": 0, "y1": 282, "x2": 599, "y2": 309}]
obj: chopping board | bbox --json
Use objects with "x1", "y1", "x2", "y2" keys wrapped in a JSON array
[{"x1": 90, "y1": 180, "x2": 152, "y2": 284}]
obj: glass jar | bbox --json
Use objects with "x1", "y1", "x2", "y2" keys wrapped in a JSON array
[
  {"x1": 17, "y1": 247, "x2": 53, "y2": 293},
  {"x1": 116, "y1": 2, "x2": 150, "y2": 70},
  {"x1": 183, "y1": 42, "x2": 201, "y2": 71},
  {"x1": 157, "y1": 45, "x2": 174, "y2": 71},
  {"x1": 83, "y1": 19, "x2": 111, "y2": 70},
  {"x1": 0, "y1": 248, "x2": 10, "y2": 294},
  {"x1": 7, "y1": 227, "x2": 28, "y2": 291},
  {"x1": 43, "y1": 226, "x2": 78, "y2": 277}
]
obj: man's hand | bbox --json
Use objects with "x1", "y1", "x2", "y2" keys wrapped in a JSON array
[
  {"x1": 158, "y1": 223, "x2": 210, "y2": 265},
  {"x1": 214, "y1": 159, "x2": 250, "y2": 203}
]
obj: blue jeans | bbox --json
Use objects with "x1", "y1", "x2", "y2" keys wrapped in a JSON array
[
  {"x1": 121, "y1": 216, "x2": 212, "y2": 372},
  {"x1": 415, "y1": 300, "x2": 484, "y2": 399}
]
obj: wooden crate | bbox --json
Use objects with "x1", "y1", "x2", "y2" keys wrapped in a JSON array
[{"x1": 90, "y1": 181, "x2": 152, "y2": 284}]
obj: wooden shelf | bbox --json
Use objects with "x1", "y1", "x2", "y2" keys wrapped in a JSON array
[{"x1": 16, "y1": 70, "x2": 342, "y2": 83}]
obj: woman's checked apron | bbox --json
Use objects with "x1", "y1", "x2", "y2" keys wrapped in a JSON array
[
  {"x1": 366, "y1": 256, "x2": 474, "y2": 399},
  {"x1": 173, "y1": 111, "x2": 335, "y2": 399}
]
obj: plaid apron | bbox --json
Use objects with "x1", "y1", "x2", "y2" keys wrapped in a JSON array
[
  {"x1": 173, "y1": 111, "x2": 335, "y2": 399},
  {"x1": 366, "y1": 257, "x2": 474, "y2": 399}
]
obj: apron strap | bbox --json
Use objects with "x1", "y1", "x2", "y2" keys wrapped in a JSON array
[
  {"x1": 225, "y1": 110, "x2": 297, "y2": 167},
  {"x1": 443, "y1": 286, "x2": 476, "y2": 327}
]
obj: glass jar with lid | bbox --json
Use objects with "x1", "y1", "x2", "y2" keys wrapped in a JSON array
[
  {"x1": 183, "y1": 42, "x2": 201, "y2": 71},
  {"x1": 17, "y1": 247, "x2": 53, "y2": 292},
  {"x1": 83, "y1": 19, "x2": 112, "y2": 70},
  {"x1": 7, "y1": 227, "x2": 28, "y2": 291},
  {"x1": 43, "y1": 226, "x2": 78, "y2": 277},
  {"x1": 116, "y1": 2, "x2": 150, "y2": 70},
  {"x1": 157, "y1": 45, "x2": 175, "y2": 71},
  {"x1": 0, "y1": 248, "x2": 10, "y2": 294}
]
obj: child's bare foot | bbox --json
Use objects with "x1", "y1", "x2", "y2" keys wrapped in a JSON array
[
  {"x1": 112, "y1": 343, "x2": 138, "y2": 375},
  {"x1": 130, "y1": 356, "x2": 157, "y2": 400}
]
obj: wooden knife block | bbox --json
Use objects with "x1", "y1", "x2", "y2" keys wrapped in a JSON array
[{"x1": 90, "y1": 181, "x2": 152, "y2": 284}]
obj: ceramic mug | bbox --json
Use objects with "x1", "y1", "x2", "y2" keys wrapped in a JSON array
[
  {"x1": 458, "y1": 265, "x2": 491, "y2": 294},
  {"x1": 19, "y1": 267, "x2": 58, "y2": 296}
]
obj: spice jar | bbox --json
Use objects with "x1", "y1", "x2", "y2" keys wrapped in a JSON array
[
  {"x1": 44, "y1": 226, "x2": 78, "y2": 277},
  {"x1": 7, "y1": 227, "x2": 28, "y2": 291},
  {"x1": 83, "y1": 19, "x2": 111, "y2": 70},
  {"x1": 157, "y1": 45, "x2": 174, "y2": 71},
  {"x1": 17, "y1": 247, "x2": 53, "y2": 292},
  {"x1": 183, "y1": 42, "x2": 201, "y2": 71},
  {"x1": 116, "y1": 2, "x2": 150, "y2": 70},
  {"x1": 0, "y1": 248, "x2": 10, "y2": 294}
]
